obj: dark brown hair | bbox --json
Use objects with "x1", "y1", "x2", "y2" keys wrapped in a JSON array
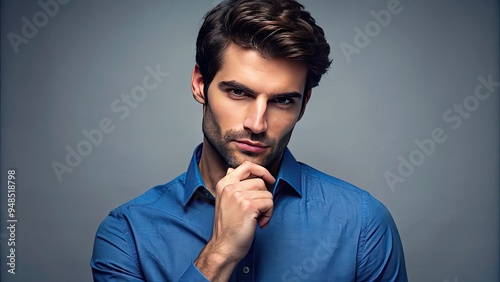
[{"x1": 196, "y1": 0, "x2": 332, "y2": 92}]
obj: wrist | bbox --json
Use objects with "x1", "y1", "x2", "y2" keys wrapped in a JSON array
[{"x1": 195, "y1": 242, "x2": 239, "y2": 281}]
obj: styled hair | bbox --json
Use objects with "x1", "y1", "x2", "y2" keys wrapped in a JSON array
[{"x1": 196, "y1": 0, "x2": 332, "y2": 92}]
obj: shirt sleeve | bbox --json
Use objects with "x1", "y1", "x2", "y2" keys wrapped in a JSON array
[
  {"x1": 90, "y1": 210, "x2": 145, "y2": 281},
  {"x1": 90, "y1": 209, "x2": 210, "y2": 281},
  {"x1": 178, "y1": 262, "x2": 210, "y2": 281},
  {"x1": 356, "y1": 193, "x2": 408, "y2": 282}
]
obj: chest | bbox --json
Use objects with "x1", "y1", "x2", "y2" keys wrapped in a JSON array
[{"x1": 135, "y1": 197, "x2": 362, "y2": 281}]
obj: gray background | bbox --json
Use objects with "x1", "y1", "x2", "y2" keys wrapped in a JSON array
[{"x1": 1, "y1": 0, "x2": 498, "y2": 281}]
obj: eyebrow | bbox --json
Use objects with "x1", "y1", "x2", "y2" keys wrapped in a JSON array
[{"x1": 218, "y1": 80, "x2": 303, "y2": 100}]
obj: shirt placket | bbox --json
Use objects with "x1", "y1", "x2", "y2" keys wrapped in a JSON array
[{"x1": 235, "y1": 244, "x2": 255, "y2": 281}]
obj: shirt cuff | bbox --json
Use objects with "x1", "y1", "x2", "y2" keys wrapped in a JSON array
[{"x1": 178, "y1": 262, "x2": 210, "y2": 281}]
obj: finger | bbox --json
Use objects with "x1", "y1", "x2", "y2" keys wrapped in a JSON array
[
  {"x1": 254, "y1": 199, "x2": 274, "y2": 228},
  {"x1": 234, "y1": 178, "x2": 269, "y2": 192},
  {"x1": 236, "y1": 196, "x2": 273, "y2": 227},
  {"x1": 235, "y1": 190, "x2": 273, "y2": 200},
  {"x1": 216, "y1": 178, "x2": 273, "y2": 201},
  {"x1": 226, "y1": 167, "x2": 235, "y2": 175},
  {"x1": 226, "y1": 161, "x2": 275, "y2": 184},
  {"x1": 218, "y1": 181, "x2": 272, "y2": 204}
]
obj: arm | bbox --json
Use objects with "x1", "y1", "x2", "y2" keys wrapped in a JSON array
[
  {"x1": 356, "y1": 194, "x2": 408, "y2": 282},
  {"x1": 90, "y1": 211, "x2": 145, "y2": 282},
  {"x1": 91, "y1": 211, "x2": 214, "y2": 282},
  {"x1": 194, "y1": 162, "x2": 275, "y2": 281}
]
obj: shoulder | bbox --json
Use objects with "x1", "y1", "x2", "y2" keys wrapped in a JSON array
[
  {"x1": 299, "y1": 162, "x2": 370, "y2": 199},
  {"x1": 299, "y1": 162, "x2": 392, "y2": 220},
  {"x1": 107, "y1": 172, "x2": 187, "y2": 219}
]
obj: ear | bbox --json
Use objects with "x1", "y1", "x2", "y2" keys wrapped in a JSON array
[
  {"x1": 191, "y1": 64, "x2": 206, "y2": 105},
  {"x1": 297, "y1": 89, "x2": 312, "y2": 121}
]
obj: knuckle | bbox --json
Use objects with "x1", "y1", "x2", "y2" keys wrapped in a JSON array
[
  {"x1": 231, "y1": 190, "x2": 243, "y2": 200},
  {"x1": 240, "y1": 199, "x2": 253, "y2": 211},
  {"x1": 255, "y1": 178, "x2": 266, "y2": 187},
  {"x1": 224, "y1": 183, "x2": 235, "y2": 193},
  {"x1": 217, "y1": 183, "x2": 232, "y2": 195}
]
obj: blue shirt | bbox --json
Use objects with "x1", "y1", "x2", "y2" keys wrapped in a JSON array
[{"x1": 91, "y1": 145, "x2": 407, "y2": 281}]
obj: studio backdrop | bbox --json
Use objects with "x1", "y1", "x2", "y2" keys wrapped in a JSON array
[{"x1": 1, "y1": 0, "x2": 498, "y2": 281}]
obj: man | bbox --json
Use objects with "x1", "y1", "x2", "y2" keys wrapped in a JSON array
[{"x1": 91, "y1": 0, "x2": 407, "y2": 281}]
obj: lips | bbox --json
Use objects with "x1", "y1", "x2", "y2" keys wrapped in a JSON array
[{"x1": 234, "y1": 140, "x2": 268, "y2": 154}]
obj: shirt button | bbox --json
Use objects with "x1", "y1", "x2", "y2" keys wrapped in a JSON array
[{"x1": 242, "y1": 266, "x2": 250, "y2": 274}]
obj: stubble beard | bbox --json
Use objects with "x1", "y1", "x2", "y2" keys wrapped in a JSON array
[{"x1": 202, "y1": 106, "x2": 292, "y2": 170}]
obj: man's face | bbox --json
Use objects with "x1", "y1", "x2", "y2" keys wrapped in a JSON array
[{"x1": 199, "y1": 44, "x2": 309, "y2": 170}]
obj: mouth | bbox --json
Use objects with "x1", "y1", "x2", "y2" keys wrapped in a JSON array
[{"x1": 234, "y1": 139, "x2": 269, "y2": 154}]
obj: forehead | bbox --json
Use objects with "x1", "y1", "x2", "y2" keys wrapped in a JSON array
[{"x1": 214, "y1": 44, "x2": 308, "y2": 94}]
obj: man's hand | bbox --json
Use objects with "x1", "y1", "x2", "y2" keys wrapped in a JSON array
[{"x1": 195, "y1": 161, "x2": 275, "y2": 281}]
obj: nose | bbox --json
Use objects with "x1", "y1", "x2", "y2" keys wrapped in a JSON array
[{"x1": 243, "y1": 98, "x2": 268, "y2": 134}]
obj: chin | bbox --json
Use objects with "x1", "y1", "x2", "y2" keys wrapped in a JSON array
[
  {"x1": 227, "y1": 152, "x2": 267, "y2": 168},
  {"x1": 239, "y1": 152, "x2": 279, "y2": 168}
]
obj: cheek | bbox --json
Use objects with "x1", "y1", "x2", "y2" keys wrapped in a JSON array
[
  {"x1": 209, "y1": 100, "x2": 242, "y2": 130},
  {"x1": 268, "y1": 111, "x2": 299, "y2": 137}
]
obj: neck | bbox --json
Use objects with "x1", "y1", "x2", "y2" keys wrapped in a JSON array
[
  {"x1": 198, "y1": 138, "x2": 283, "y2": 195},
  {"x1": 198, "y1": 138, "x2": 231, "y2": 195}
]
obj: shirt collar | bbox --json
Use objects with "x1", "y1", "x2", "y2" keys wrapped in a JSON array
[
  {"x1": 273, "y1": 147, "x2": 302, "y2": 197},
  {"x1": 182, "y1": 144, "x2": 302, "y2": 206},
  {"x1": 182, "y1": 144, "x2": 206, "y2": 206}
]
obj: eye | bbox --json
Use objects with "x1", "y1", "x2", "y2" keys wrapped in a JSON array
[
  {"x1": 228, "y1": 89, "x2": 245, "y2": 97},
  {"x1": 274, "y1": 97, "x2": 294, "y2": 105}
]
